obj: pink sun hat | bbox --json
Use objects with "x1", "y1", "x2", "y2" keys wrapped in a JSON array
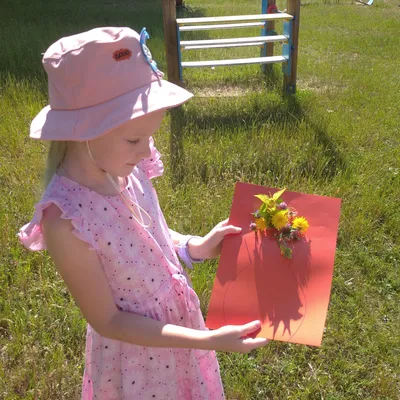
[{"x1": 30, "y1": 27, "x2": 193, "y2": 141}]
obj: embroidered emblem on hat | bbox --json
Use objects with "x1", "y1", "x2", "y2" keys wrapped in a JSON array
[
  {"x1": 113, "y1": 48, "x2": 132, "y2": 62},
  {"x1": 139, "y1": 28, "x2": 164, "y2": 78}
]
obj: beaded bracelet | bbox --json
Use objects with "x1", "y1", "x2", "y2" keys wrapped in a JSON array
[{"x1": 175, "y1": 235, "x2": 205, "y2": 270}]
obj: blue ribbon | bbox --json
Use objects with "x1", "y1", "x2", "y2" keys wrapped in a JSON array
[{"x1": 140, "y1": 27, "x2": 164, "y2": 78}]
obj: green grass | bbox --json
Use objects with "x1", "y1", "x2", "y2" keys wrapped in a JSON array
[{"x1": 1, "y1": 0, "x2": 399, "y2": 398}]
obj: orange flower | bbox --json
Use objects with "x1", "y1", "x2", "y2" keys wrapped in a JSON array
[{"x1": 255, "y1": 217, "x2": 267, "y2": 230}]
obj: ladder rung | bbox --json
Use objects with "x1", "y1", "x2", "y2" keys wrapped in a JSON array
[
  {"x1": 182, "y1": 56, "x2": 287, "y2": 68},
  {"x1": 183, "y1": 42, "x2": 265, "y2": 50},
  {"x1": 177, "y1": 13, "x2": 293, "y2": 25},
  {"x1": 179, "y1": 22, "x2": 266, "y2": 31},
  {"x1": 181, "y1": 35, "x2": 287, "y2": 47}
]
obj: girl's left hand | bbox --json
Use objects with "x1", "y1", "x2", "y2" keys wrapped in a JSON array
[{"x1": 188, "y1": 219, "x2": 242, "y2": 260}]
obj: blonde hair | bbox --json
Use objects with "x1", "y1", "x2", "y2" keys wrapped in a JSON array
[{"x1": 44, "y1": 141, "x2": 69, "y2": 186}]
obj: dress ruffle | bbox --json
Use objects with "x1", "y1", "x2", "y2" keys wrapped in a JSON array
[
  {"x1": 18, "y1": 138, "x2": 162, "y2": 252},
  {"x1": 138, "y1": 136, "x2": 164, "y2": 179},
  {"x1": 18, "y1": 199, "x2": 95, "y2": 252}
]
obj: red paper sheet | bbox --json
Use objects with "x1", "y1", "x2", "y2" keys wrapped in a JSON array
[{"x1": 206, "y1": 182, "x2": 341, "y2": 346}]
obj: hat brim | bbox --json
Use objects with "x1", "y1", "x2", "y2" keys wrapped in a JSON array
[{"x1": 30, "y1": 79, "x2": 193, "y2": 141}]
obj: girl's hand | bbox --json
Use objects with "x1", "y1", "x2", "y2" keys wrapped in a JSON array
[
  {"x1": 188, "y1": 218, "x2": 242, "y2": 260},
  {"x1": 209, "y1": 320, "x2": 269, "y2": 353}
]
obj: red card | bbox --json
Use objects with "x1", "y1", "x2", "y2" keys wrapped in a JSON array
[{"x1": 206, "y1": 182, "x2": 341, "y2": 346}]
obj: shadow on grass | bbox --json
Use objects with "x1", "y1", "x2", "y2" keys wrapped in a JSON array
[
  {"x1": 0, "y1": 0, "x2": 169, "y2": 82},
  {"x1": 169, "y1": 92, "x2": 346, "y2": 186}
]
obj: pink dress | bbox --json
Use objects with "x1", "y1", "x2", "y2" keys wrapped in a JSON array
[{"x1": 18, "y1": 139, "x2": 225, "y2": 400}]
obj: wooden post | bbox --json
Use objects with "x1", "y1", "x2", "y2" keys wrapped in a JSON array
[
  {"x1": 162, "y1": 0, "x2": 181, "y2": 85},
  {"x1": 263, "y1": 0, "x2": 276, "y2": 74},
  {"x1": 283, "y1": 0, "x2": 300, "y2": 94}
]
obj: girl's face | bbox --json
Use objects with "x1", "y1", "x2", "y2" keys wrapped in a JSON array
[{"x1": 89, "y1": 110, "x2": 166, "y2": 177}]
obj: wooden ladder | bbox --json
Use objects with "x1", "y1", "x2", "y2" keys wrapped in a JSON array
[{"x1": 162, "y1": 0, "x2": 300, "y2": 94}]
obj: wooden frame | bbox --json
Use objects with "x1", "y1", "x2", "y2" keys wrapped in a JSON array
[
  {"x1": 162, "y1": 0, "x2": 300, "y2": 94},
  {"x1": 162, "y1": 0, "x2": 181, "y2": 84}
]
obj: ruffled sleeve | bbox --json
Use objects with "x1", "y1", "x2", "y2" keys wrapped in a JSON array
[
  {"x1": 138, "y1": 136, "x2": 164, "y2": 180},
  {"x1": 18, "y1": 199, "x2": 96, "y2": 252}
]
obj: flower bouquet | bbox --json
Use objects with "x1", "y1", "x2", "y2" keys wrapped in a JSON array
[{"x1": 249, "y1": 188, "x2": 309, "y2": 258}]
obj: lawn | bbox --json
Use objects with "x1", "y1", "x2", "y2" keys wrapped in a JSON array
[{"x1": 1, "y1": 0, "x2": 399, "y2": 399}]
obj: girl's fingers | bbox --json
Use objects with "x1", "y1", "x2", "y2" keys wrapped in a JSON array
[
  {"x1": 200, "y1": 220, "x2": 242, "y2": 259},
  {"x1": 218, "y1": 218, "x2": 230, "y2": 227},
  {"x1": 239, "y1": 320, "x2": 262, "y2": 337},
  {"x1": 242, "y1": 337, "x2": 269, "y2": 349},
  {"x1": 240, "y1": 321, "x2": 268, "y2": 351},
  {"x1": 218, "y1": 225, "x2": 242, "y2": 236}
]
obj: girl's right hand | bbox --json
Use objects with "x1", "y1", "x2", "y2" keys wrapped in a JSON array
[{"x1": 209, "y1": 320, "x2": 269, "y2": 353}]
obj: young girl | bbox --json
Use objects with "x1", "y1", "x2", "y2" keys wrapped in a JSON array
[{"x1": 18, "y1": 27, "x2": 268, "y2": 399}]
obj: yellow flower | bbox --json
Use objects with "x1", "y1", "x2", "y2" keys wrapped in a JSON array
[
  {"x1": 255, "y1": 217, "x2": 267, "y2": 230},
  {"x1": 271, "y1": 210, "x2": 288, "y2": 230},
  {"x1": 292, "y1": 217, "x2": 309, "y2": 233}
]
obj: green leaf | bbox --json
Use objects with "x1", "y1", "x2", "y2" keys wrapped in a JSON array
[
  {"x1": 254, "y1": 194, "x2": 271, "y2": 204},
  {"x1": 272, "y1": 188, "x2": 286, "y2": 201}
]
